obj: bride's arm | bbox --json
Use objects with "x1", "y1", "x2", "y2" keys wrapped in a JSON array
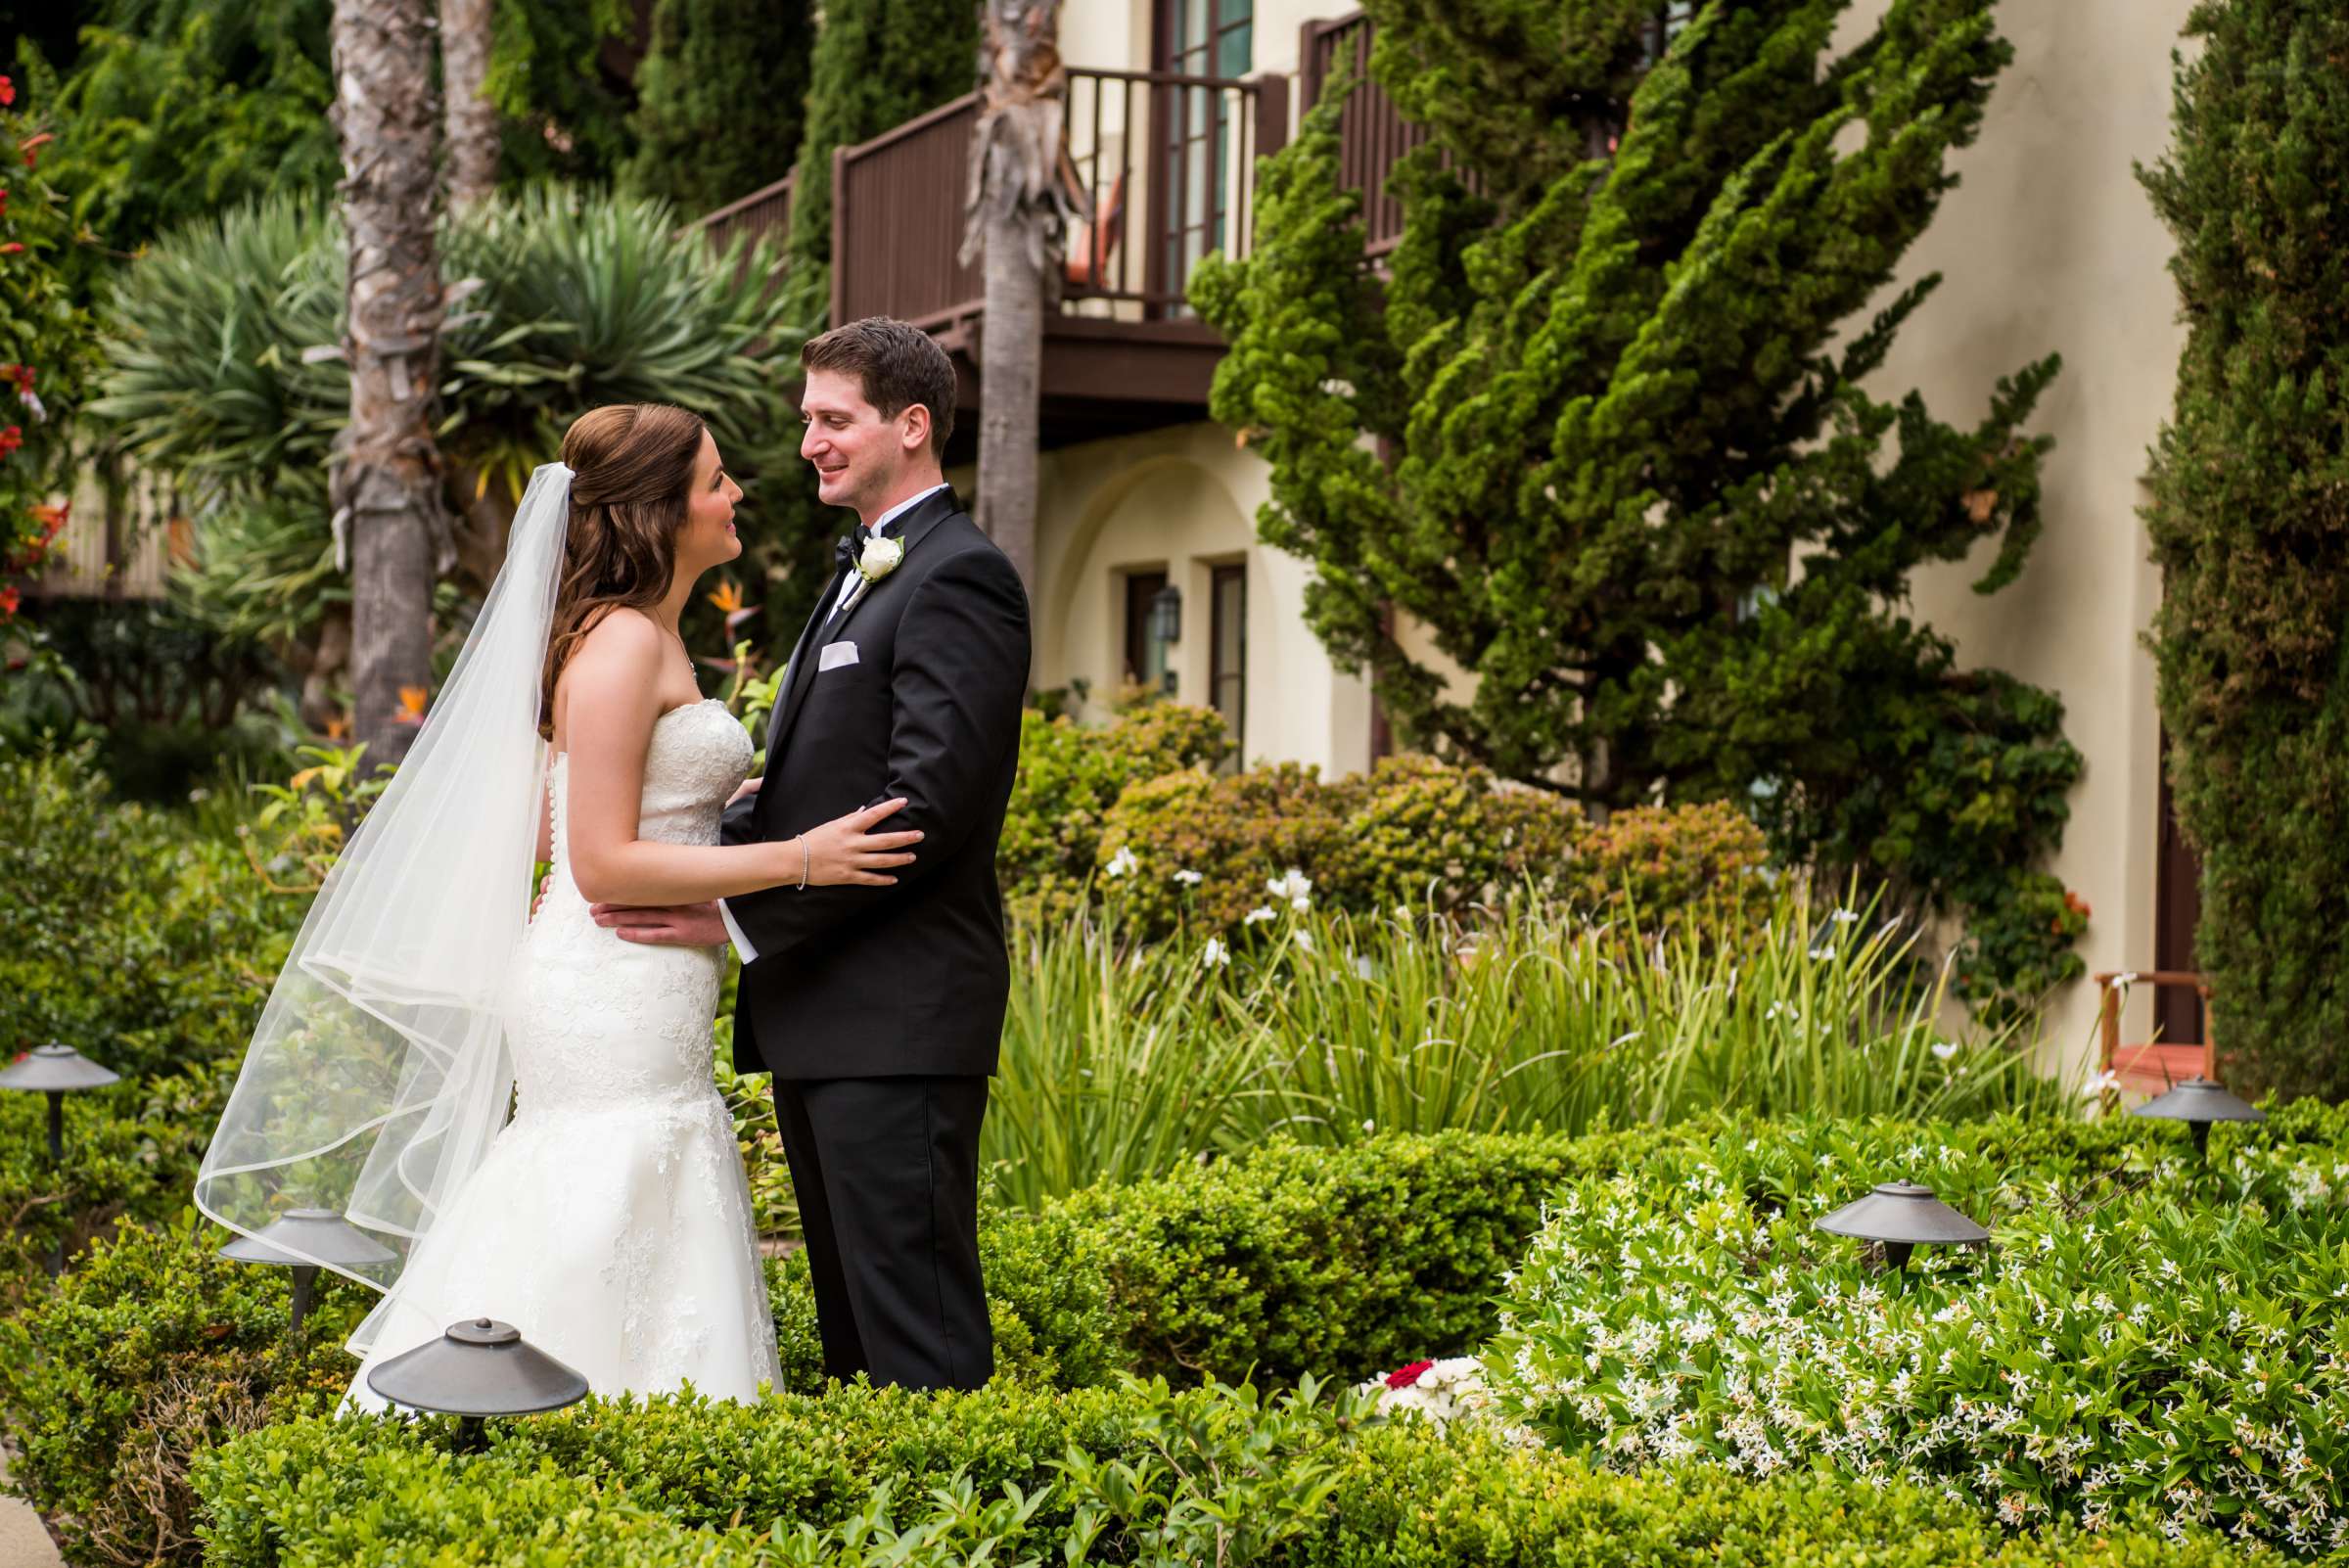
[{"x1": 561, "y1": 611, "x2": 920, "y2": 905}]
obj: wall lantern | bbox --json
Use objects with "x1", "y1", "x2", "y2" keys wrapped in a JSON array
[
  {"x1": 0, "y1": 1043, "x2": 121, "y2": 1277},
  {"x1": 218, "y1": 1209, "x2": 398, "y2": 1341},
  {"x1": 1815, "y1": 1179, "x2": 1989, "y2": 1271},
  {"x1": 366, "y1": 1317, "x2": 590, "y2": 1451}
]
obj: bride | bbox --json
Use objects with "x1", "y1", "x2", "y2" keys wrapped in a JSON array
[{"x1": 196, "y1": 404, "x2": 923, "y2": 1407}]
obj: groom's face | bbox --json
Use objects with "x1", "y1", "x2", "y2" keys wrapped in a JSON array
[{"x1": 801, "y1": 369, "x2": 927, "y2": 518}]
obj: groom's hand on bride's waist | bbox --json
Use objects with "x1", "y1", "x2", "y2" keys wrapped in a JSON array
[{"x1": 589, "y1": 900, "x2": 731, "y2": 948}]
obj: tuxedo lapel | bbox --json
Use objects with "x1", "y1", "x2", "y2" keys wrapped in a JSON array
[{"x1": 764, "y1": 487, "x2": 963, "y2": 764}]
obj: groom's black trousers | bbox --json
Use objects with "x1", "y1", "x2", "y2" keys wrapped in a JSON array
[{"x1": 771, "y1": 1075, "x2": 993, "y2": 1392}]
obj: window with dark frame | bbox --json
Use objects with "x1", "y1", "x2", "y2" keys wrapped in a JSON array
[
  {"x1": 1123, "y1": 570, "x2": 1171, "y2": 693},
  {"x1": 1156, "y1": 0, "x2": 1254, "y2": 314},
  {"x1": 1209, "y1": 562, "x2": 1245, "y2": 767}
]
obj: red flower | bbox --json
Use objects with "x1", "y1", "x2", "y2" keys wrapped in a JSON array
[
  {"x1": 3, "y1": 364, "x2": 29, "y2": 394},
  {"x1": 0, "y1": 427, "x2": 20, "y2": 457},
  {"x1": 19, "y1": 131, "x2": 49, "y2": 170},
  {"x1": 0, "y1": 244, "x2": 22, "y2": 256},
  {"x1": 1385, "y1": 1360, "x2": 1435, "y2": 1390},
  {"x1": 0, "y1": 76, "x2": 15, "y2": 107},
  {"x1": 0, "y1": 586, "x2": 19, "y2": 618}
]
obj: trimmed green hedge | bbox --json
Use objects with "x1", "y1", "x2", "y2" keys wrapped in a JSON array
[
  {"x1": 21, "y1": 1114, "x2": 2327, "y2": 1564},
  {"x1": 191, "y1": 1379, "x2": 2265, "y2": 1568}
]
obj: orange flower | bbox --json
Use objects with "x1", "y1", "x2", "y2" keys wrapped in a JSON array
[
  {"x1": 394, "y1": 685, "x2": 430, "y2": 724},
  {"x1": 706, "y1": 579, "x2": 744, "y2": 615},
  {"x1": 325, "y1": 715, "x2": 352, "y2": 741}
]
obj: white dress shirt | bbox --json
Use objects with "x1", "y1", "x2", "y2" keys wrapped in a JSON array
[{"x1": 719, "y1": 484, "x2": 948, "y2": 962}]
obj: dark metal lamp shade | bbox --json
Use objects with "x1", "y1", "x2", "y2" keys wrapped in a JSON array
[
  {"x1": 2132, "y1": 1077, "x2": 2265, "y2": 1158},
  {"x1": 367, "y1": 1318, "x2": 590, "y2": 1418},
  {"x1": 1815, "y1": 1180, "x2": 1990, "y2": 1269},
  {"x1": 0, "y1": 1043, "x2": 120, "y2": 1093},
  {"x1": 219, "y1": 1209, "x2": 399, "y2": 1270}
]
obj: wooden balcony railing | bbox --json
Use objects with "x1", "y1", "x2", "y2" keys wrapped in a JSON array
[
  {"x1": 689, "y1": 169, "x2": 795, "y2": 308},
  {"x1": 832, "y1": 67, "x2": 1286, "y2": 333},
  {"x1": 1301, "y1": 10, "x2": 1449, "y2": 260}
]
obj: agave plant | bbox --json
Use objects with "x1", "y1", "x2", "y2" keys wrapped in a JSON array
[{"x1": 90, "y1": 185, "x2": 803, "y2": 660}]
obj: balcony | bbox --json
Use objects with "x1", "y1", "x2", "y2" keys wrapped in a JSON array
[
  {"x1": 691, "y1": 11, "x2": 1443, "y2": 457},
  {"x1": 829, "y1": 66, "x2": 1288, "y2": 460}
]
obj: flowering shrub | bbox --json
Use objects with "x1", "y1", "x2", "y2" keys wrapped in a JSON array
[
  {"x1": 1095, "y1": 751, "x2": 1767, "y2": 941},
  {"x1": 1486, "y1": 1101, "x2": 2349, "y2": 1555},
  {"x1": 996, "y1": 704, "x2": 1232, "y2": 922},
  {"x1": 0, "y1": 69, "x2": 101, "y2": 620}
]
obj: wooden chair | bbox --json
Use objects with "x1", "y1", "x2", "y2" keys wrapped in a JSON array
[
  {"x1": 2093, "y1": 970, "x2": 2213, "y2": 1092},
  {"x1": 1065, "y1": 169, "x2": 1127, "y2": 291}
]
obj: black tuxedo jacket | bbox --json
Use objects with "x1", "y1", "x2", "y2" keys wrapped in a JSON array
[{"x1": 720, "y1": 486, "x2": 1030, "y2": 1080}]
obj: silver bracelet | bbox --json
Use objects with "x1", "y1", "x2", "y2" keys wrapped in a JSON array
[{"x1": 797, "y1": 834, "x2": 809, "y2": 891}]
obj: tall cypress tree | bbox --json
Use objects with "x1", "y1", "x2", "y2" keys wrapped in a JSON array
[
  {"x1": 2141, "y1": 2, "x2": 2349, "y2": 1098},
  {"x1": 622, "y1": 0, "x2": 814, "y2": 215},
  {"x1": 1194, "y1": 0, "x2": 2081, "y2": 1012},
  {"x1": 776, "y1": 0, "x2": 976, "y2": 327}
]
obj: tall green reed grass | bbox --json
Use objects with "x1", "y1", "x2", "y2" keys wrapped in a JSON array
[{"x1": 985, "y1": 887, "x2": 2071, "y2": 1209}]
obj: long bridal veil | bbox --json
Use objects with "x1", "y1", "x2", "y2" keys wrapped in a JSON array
[{"x1": 197, "y1": 461, "x2": 574, "y2": 1357}]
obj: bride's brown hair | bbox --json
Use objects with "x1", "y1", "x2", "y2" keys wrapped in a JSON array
[{"x1": 539, "y1": 403, "x2": 707, "y2": 738}]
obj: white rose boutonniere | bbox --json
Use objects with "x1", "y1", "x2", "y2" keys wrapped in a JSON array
[{"x1": 856, "y1": 533, "x2": 906, "y2": 584}]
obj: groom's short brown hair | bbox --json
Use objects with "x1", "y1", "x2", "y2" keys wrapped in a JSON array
[{"x1": 801, "y1": 317, "x2": 957, "y2": 454}]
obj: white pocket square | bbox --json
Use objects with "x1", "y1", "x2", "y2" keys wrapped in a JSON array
[{"x1": 817, "y1": 640, "x2": 859, "y2": 671}]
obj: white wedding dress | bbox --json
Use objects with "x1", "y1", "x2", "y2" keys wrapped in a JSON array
[{"x1": 345, "y1": 698, "x2": 782, "y2": 1409}]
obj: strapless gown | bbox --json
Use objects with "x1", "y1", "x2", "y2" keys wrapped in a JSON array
[{"x1": 345, "y1": 699, "x2": 782, "y2": 1408}]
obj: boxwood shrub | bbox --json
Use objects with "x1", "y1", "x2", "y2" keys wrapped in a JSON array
[
  {"x1": 191, "y1": 1380, "x2": 2267, "y2": 1568},
  {"x1": 1488, "y1": 1099, "x2": 2349, "y2": 1555}
]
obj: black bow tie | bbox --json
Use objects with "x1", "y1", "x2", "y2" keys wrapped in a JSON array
[{"x1": 834, "y1": 534, "x2": 859, "y2": 574}]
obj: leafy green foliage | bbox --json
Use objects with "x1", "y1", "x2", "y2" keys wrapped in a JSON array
[
  {"x1": 0, "y1": 62, "x2": 105, "y2": 614},
  {"x1": 1489, "y1": 1100, "x2": 2349, "y2": 1554},
  {"x1": 997, "y1": 704, "x2": 1233, "y2": 923},
  {"x1": 622, "y1": 0, "x2": 812, "y2": 215},
  {"x1": 0, "y1": 1216, "x2": 357, "y2": 1568},
  {"x1": 484, "y1": 0, "x2": 639, "y2": 186},
  {"x1": 1192, "y1": 2, "x2": 2081, "y2": 1018},
  {"x1": 187, "y1": 1340, "x2": 2266, "y2": 1568},
  {"x1": 10, "y1": 0, "x2": 337, "y2": 290},
  {"x1": 89, "y1": 186, "x2": 803, "y2": 652},
  {"x1": 2140, "y1": 1, "x2": 2349, "y2": 1100}
]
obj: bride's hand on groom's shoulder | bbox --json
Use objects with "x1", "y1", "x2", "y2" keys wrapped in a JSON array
[{"x1": 590, "y1": 899, "x2": 731, "y2": 948}]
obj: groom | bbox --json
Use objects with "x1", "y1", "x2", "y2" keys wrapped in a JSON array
[{"x1": 594, "y1": 317, "x2": 1030, "y2": 1391}]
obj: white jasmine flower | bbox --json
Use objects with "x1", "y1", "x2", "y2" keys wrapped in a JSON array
[
  {"x1": 1243, "y1": 905, "x2": 1278, "y2": 925},
  {"x1": 1172, "y1": 868, "x2": 1204, "y2": 886},
  {"x1": 1931, "y1": 1040, "x2": 1959, "y2": 1061},
  {"x1": 1104, "y1": 845, "x2": 1139, "y2": 879},
  {"x1": 1267, "y1": 867, "x2": 1313, "y2": 905},
  {"x1": 1202, "y1": 936, "x2": 1230, "y2": 969}
]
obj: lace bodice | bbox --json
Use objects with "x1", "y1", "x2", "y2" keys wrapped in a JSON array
[{"x1": 554, "y1": 697, "x2": 754, "y2": 850}]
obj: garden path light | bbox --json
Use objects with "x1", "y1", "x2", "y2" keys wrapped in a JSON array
[
  {"x1": 1814, "y1": 1179, "x2": 1988, "y2": 1272},
  {"x1": 2131, "y1": 1077, "x2": 2264, "y2": 1162},
  {"x1": 217, "y1": 1208, "x2": 397, "y2": 1341},
  {"x1": 0, "y1": 1042, "x2": 120, "y2": 1277},
  {"x1": 366, "y1": 1317, "x2": 589, "y2": 1451}
]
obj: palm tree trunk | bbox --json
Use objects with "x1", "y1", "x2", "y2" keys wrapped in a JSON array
[
  {"x1": 333, "y1": 0, "x2": 449, "y2": 763},
  {"x1": 962, "y1": 0, "x2": 1073, "y2": 597},
  {"x1": 439, "y1": 0, "x2": 499, "y2": 209}
]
